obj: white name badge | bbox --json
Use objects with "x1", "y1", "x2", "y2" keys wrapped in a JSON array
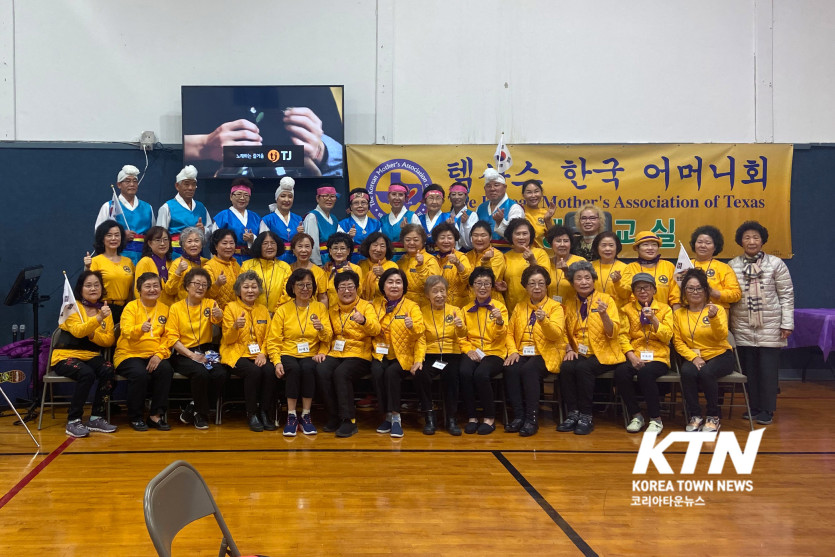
[
  {"x1": 475, "y1": 348, "x2": 486, "y2": 359},
  {"x1": 522, "y1": 346, "x2": 537, "y2": 356},
  {"x1": 692, "y1": 348, "x2": 701, "y2": 357},
  {"x1": 297, "y1": 342, "x2": 310, "y2": 354},
  {"x1": 432, "y1": 360, "x2": 448, "y2": 370},
  {"x1": 333, "y1": 339, "x2": 346, "y2": 352},
  {"x1": 375, "y1": 343, "x2": 390, "y2": 355},
  {"x1": 578, "y1": 343, "x2": 589, "y2": 356},
  {"x1": 640, "y1": 350, "x2": 654, "y2": 362},
  {"x1": 552, "y1": 295, "x2": 563, "y2": 303},
  {"x1": 247, "y1": 343, "x2": 261, "y2": 355}
]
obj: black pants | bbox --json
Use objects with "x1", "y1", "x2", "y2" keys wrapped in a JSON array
[
  {"x1": 460, "y1": 355, "x2": 503, "y2": 420},
  {"x1": 371, "y1": 358, "x2": 411, "y2": 413},
  {"x1": 415, "y1": 353, "x2": 460, "y2": 417},
  {"x1": 736, "y1": 346, "x2": 780, "y2": 413},
  {"x1": 116, "y1": 357, "x2": 174, "y2": 420},
  {"x1": 316, "y1": 356, "x2": 369, "y2": 421},
  {"x1": 680, "y1": 350, "x2": 735, "y2": 417},
  {"x1": 559, "y1": 355, "x2": 618, "y2": 415},
  {"x1": 505, "y1": 356, "x2": 549, "y2": 421},
  {"x1": 170, "y1": 354, "x2": 227, "y2": 417},
  {"x1": 281, "y1": 355, "x2": 317, "y2": 400},
  {"x1": 229, "y1": 357, "x2": 278, "y2": 415},
  {"x1": 54, "y1": 356, "x2": 115, "y2": 422},
  {"x1": 613, "y1": 360, "x2": 669, "y2": 418}
]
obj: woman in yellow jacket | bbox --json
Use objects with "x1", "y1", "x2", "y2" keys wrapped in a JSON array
[
  {"x1": 358, "y1": 232, "x2": 398, "y2": 302},
  {"x1": 370, "y1": 268, "x2": 426, "y2": 438},
  {"x1": 432, "y1": 222, "x2": 472, "y2": 308},
  {"x1": 115, "y1": 272, "x2": 174, "y2": 431},
  {"x1": 673, "y1": 268, "x2": 735, "y2": 433},
  {"x1": 324, "y1": 232, "x2": 364, "y2": 307},
  {"x1": 204, "y1": 228, "x2": 242, "y2": 310},
  {"x1": 167, "y1": 267, "x2": 225, "y2": 430},
  {"x1": 459, "y1": 267, "x2": 509, "y2": 435},
  {"x1": 289, "y1": 233, "x2": 329, "y2": 306},
  {"x1": 521, "y1": 179, "x2": 556, "y2": 248},
  {"x1": 558, "y1": 260, "x2": 625, "y2": 435},
  {"x1": 220, "y1": 270, "x2": 277, "y2": 432},
  {"x1": 133, "y1": 226, "x2": 186, "y2": 306},
  {"x1": 503, "y1": 265, "x2": 566, "y2": 437},
  {"x1": 546, "y1": 225, "x2": 586, "y2": 304},
  {"x1": 620, "y1": 230, "x2": 681, "y2": 309},
  {"x1": 418, "y1": 276, "x2": 469, "y2": 435},
  {"x1": 591, "y1": 231, "x2": 630, "y2": 308},
  {"x1": 51, "y1": 270, "x2": 117, "y2": 438},
  {"x1": 613, "y1": 273, "x2": 674, "y2": 435},
  {"x1": 315, "y1": 270, "x2": 381, "y2": 438},
  {"x1": 502, "y1": 218, "x2": 551, "y2": 316},
  {"x1": 688, "y1": 225, "x2": 742, "y2": 311},
  {"x1": 398, "y1": 223, "x2": 442, "y2": 304},
  {"x1": 464, "y1": 221, "x2": 506, "y2": 305},
  {"x1": 83, "y1": 219, "x2": 135, "y2": 323},
  {"x1": 241, "y1": 231, "x2": 292, "y2": 313},
  {"x1": 267, "y1": 268, "x2": 333, "y2": 437}
]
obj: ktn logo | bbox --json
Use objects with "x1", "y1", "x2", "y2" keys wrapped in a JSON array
[{"x1": 633, "y1": 429, "x2": 764, "y2": 475}]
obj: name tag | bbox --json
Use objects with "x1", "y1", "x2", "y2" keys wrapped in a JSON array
[
  {"x1": 692, "y1": 348, "x2": 701, "y2": 357},
  {"x1": 376, "y1": 343, "x2": 390, "y2": 355},
  {"x1": 552, "y1": 295, "x2": 563, "y2": 303},
  {"x1": 443, "y1": 265, "x2": 453, "y2": 269},
  {"x1": 247, "y1": 343, "x2": 261, "y2": 355},
  {"x1": 297, "y1": 342, "x2": 310, "y2": 354},
  {"x1": 394, "y1": 315, "x2": 405, "y2": 320},
  {"x1": 640, "y1": 350, "x2": 654, "y2": 362},
  {"x1": 578, "y1": 343, "x2": 589, "y2": 356},
  {"x1": 475, "y1": 348, "x2": 486, "y2": 359},
  {"x1": 257, "y1": 319, "x2": 268, "y2": 324},
  {"x1": 333, "y1": 339, "x2": 346, "y2": 352},
  {"x1": 432, "y1": 360, "x2": 448, "y2": 370},
  {"x1": 522, "y1": 345, "x2": 536, "y2": 356}
]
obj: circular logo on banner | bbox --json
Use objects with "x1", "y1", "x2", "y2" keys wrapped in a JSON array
[{"x1": 365, "y1": 159, "x2": 433, "y2": 219}]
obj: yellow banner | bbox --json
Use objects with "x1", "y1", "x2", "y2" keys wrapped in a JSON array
[{"x1": 347, "y1": 144, "x2": 793, "y2": 259}]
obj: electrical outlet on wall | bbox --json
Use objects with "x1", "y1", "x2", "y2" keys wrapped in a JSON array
[{"x1": 140, "y1": 131, "x2": 156, "y2": 150}]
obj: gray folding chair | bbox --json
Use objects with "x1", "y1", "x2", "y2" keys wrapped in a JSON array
[{"x1": 144, "y1": 460, "x2": 242, "y2": 557}]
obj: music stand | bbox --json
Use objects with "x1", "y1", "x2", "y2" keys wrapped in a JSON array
[{"x1": 4, "y1": 265, "x2": 49, "y2": 433}]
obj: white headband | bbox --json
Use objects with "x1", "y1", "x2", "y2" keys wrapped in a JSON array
[
  {"x1": 117, "y1": 164, "x2": 140, "y2": 183},
  {"x1": 176, "y1": 165, "x2": 198, "y2": 183},
  {"x1": 274, "y1": 176, "x2": 295, "y2": 199},
  {"x1": 483, "y1": 168, "x2": 506, "y2": 185}
]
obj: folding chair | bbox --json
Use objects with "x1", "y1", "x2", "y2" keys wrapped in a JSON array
[
  {"x1": 539, "y1": 373, "x2": 563, "y2": 425},
  {"x1": 144, "y1": 460, "x2": 242, "y2": 557},
  {"x1": 720, "y1": 332, "x2": 755, "y2": 431}
]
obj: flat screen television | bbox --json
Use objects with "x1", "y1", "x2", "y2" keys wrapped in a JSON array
[{"x1": 181, "y1": 85, "x2": 344, "y2": 179}]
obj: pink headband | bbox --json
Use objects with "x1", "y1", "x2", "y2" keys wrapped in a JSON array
[
  {"x1": 349, "y1": 191, "x2": 370, "y2": 203},
  {"x1": 230, "y1": 185, "x2": 251, "y2": 194},
  {"x1": 388, "y1": 184, "x2": 408, "y2": 193},
  {"x1": 449, "y1": 184, "x2": 469, "y2": 193},
  {"x1": 317, "y1": 186, "x2": 337, "y2": 196}
]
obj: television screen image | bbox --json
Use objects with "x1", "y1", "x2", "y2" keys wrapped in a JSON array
[{"x1": 182, "y1": 85, "x2": 344, "y2": 179}]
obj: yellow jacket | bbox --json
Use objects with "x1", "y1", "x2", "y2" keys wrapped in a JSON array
[
  {"x1": 459, "y1": 298, "x2": 509, "y2": 358},
  {"x1": 506, "y1": 298, "x2": 566, "y2": 373},
  {"x1": 90, "y1": 254, "x2": 135, "y2": 304},
  {"x1": 134, "y1": 257, "x2": 181, "y2": 306},
  {"x1": 326, "y1": 298, "x2": 381, "y2": 360},
  {"x1": 169, "y1": 256, "x2": 208, "y2": 302},
  {"x1": 167, "y1": 298, "x2": 223, "y2": 349},
  {"x1": 241, "y1": 258, "x2": 292, "y2": 312},
  {"x1": 51, "y1": 309, "x2": 115, "y2": 366},
  {"x1": 672, "y1": 305, "x2": 732, "y2": 362},
  {"x1": 464, "y1": 247, "x2": 506, "y2": 305},
  {"x1": 503, "y1": 247, "x2": 551, "y2": 316},
  {"x1": 593, "y1": 260, "x2": 631, "y2": 308},
  {"x1": 114, "y1": 300, "x2": 172, "y2": 367},
  {"x1": 564, "y1": 291, "x2": 625, "y2": 365},
  {"x1": 267, "y1": 299, "x2": 332, "y2": 360},
  {"x1": 205, "y1": 257, "x2": 241, "y2": 310},
  {"x1": 421, "y1": 304, "x2": 468, "y2": 355},
  {"x1": 548, "y1": 254, "x2": 586, "y2": 304},
  {"x1": 358, "y1": 259, "x2": 398, "y2": 302},
  {"x1": 617, "y1": 300, "x2": 674, "y2": 365},
  {"x1": 398, "y1": 250, "x2": 442, "y2": 304},
  {"x1": 219, "y1": 299, "x2": 271, "y2": 365},
  {"x1": 621, "y1": 260, "x2": 681, "y2": 307},
  {"x1": 371, "y1": 297, "x2": 426, "y2": 369},
  {"x1": 692, "y1": 259, "x2": 742, "y2": 309},
  {"x1": 524, "y1": 206, "x2": 551, "y2": 248},
  {"x1": 435, "y1": 251, "x2": 473, "y2": 308},
  {"x1": 325, "y1": 261, "x2": 364, "y2": 307}
]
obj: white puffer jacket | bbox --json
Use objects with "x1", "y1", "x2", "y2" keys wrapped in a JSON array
[{"x1": 728, "y1": 253, "x2": 794, "y2": 348}]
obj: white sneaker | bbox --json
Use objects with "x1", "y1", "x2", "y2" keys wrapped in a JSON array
[
  {"x1": 702, "y1": 416, "x2": 720, "y2": 433},
  {"x1": 646, "y1": 419, "x2": 663, "y2": 433},
  {"x1": 626, "y1": 415, "x2": 645, "y2": 433},
  {"x1": 686, "y1": 416, "x2": 704, "y2": 432}
]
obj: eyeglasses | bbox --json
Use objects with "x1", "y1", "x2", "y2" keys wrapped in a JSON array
[
  {"x1": 685, "y1": 286, "x2": 704, "y2": 293},
  {"x1": 295, "y1": 283, "x2": 313, "y2": 290},
  {"x1": 319, "y1": 194, "x2": 337, "y2": 200},
  {"x1": 633, "y1": 285, "x2": 653, "y2": 292},
  {"x1": 337, "y1": 284, "x2": 357, "y2": 292},
  {"x1": 150, "y1": 238, "x2": 169, "y2": 244},
  {"x1": 473, "y1": 281, "x2": 493, "y2": 289},
  {"x1": 189, "y1": 282, "x2": 208, "y2": 289},
  {"x1": 231, "y1": 193, "x2": 251, "y2": 199},
  {"x1": 579, "y1": 216, "x2": 599, "y2": 221}
]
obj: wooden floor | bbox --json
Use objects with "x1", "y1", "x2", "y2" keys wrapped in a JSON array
[{"x1": 1, "y1": 380, "x2": 834, "y2": 556}]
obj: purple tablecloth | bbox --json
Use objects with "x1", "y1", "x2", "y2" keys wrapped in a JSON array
[{"x1": 786, "y1": 309, "x2": 835, "y2": 360}]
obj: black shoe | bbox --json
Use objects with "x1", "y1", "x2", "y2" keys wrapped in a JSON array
[
  {"x1": 519, "y1": 420, "x2": 539, "y2": 437},
  {"x1": 504, "y1": 418, "x2": 524, "y2": 433},
  {"x1": 179, "y1": 401, "x2": 195, "y2": 425},
  {"x1": 147, "y1": 417, "x2": 171, "y2": 431},
  {"x1": 248, "y1": 413, "x2": 264, "y2": 432},
  {"x1": 742, "y1": 408, "x2": 761, "y2": 420},
  {"x1": 574, "y1": 414, "x2": 594, "y2": 435},
  {"x1": 260, "y1": 410, "x2": 277, "y2": 431},
  {"x1": 194, "y1": 413, "x2": 209, "y2": 430},
  {"x1": 557, "y1": 411, "x2": 580, "y2": 432},
  {"x1": 130, "y1": 419, "x2": 148, "y2": 432},
  {"x1": 464, "y1": 421, "x2": 479, "y2": 435},
  {"x1": 447, "y1": 419, "x2": 462, "y2": 436},
  {"x1": 335, "y1": 420, "x2": 358, "y2": 438},
  {"x1": 423, "y1": 411, "x2": 436, "y2": 435},
  {"x1": 322, "y1": 417, "x2": 341, "y2": 433},
  {"x1": 477, "y1": 422, "x2": 496, "y2": 435},
  {"x1": 755, "y1": 411, "x2": 773, "y2": 425}
]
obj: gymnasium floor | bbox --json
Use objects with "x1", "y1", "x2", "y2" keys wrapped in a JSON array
[{"x1": 1, "y1": 380, "x2": 834, "y2": 556}]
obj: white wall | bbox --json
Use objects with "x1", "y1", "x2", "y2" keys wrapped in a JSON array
[{"x1": 2, "y1": 0, "x2": 834, "y2": 144}]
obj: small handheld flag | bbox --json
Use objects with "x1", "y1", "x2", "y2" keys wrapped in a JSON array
[
  {"x1": 109, "y1": 185, "x2": 131, "y2": 232},
  {"x1": 493, "y1": 133, "x2": 513, "y2": 174},
  {"x1": 58, "y1": 271, "x2": 83, "y2": 325},
  {"x1": 675, "y1": 242, "x2": 695, "y2": 274}
]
